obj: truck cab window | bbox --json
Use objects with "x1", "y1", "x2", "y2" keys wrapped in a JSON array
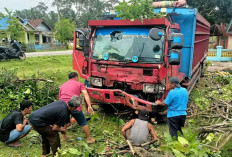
[
  {"x1": 75, "y1": 32, "x2": 82, "y2": 50},
  {"x1": 92, "y1": 28, "x2": 165, "y2": 63}
]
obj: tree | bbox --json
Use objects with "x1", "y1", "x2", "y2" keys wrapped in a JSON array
[
  {"x1": 186, "y1": 0, "x2": 232, "y2": 24},
  {"x1": 54, "y1": 18, "x2": 75, "y2": 45},
  {"x1": 4, "y1": 8, "x2": 25, "y2": 41},
  {"x1": 16, "y1": 2, "x2": 56, "y2": 28},
  {"x1": 115, "y1": 0, "x2": 164, "y2": 22}
]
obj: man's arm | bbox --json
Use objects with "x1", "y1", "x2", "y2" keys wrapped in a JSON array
[
  {"x1": 148, "y1": 123, "x2": 158, "y2": 140},
  {"x1": 155, "y1": 100, "x2": 167, "y2": 106},
  {"x1": 82, "y1": 90, "x2": 94, "y2": 115},
  {"x1": 16, "y1": 118, "x2": 27, "y2": 132},
  {"x1": 121, "y1": 119, "x2": 135, "y2": 139},
  {"x1": 52, "y1": 124, "x2": 66, "y2": 132}
]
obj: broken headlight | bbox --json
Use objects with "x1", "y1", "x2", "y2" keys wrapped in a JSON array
[
  {"x1": 90, "y1": 77, "x2": 102, "y2": 87},
  {"x1": 143, "y1": 84, "x2": 165, "y2": 93}
]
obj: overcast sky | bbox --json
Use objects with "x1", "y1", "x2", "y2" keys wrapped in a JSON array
[
  {"x1": 0, "y1": 0, "x2": 54, "y2": 13},
  {"x1": 0, "y1": 0, "x2": 128, "y2": 14}
]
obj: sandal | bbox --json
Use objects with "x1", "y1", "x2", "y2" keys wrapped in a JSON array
[{"x1": 7, "y1": 142, "x2": 23, "y2": 147}]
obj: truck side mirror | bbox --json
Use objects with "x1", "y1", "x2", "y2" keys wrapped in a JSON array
[
  {"x1": 149, "y1": 28, "x2": 164, "y2": 41},
  {"x1": 168, "y1": 50, "x2": 181, "y2": 65},
  {"x1": 169, "y1": 33, "x2": 183, "y2": 49}
]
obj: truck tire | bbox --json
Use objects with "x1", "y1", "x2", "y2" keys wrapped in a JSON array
[{"x1": 200, "y1": 62, "x2": 206, "y2": 77}]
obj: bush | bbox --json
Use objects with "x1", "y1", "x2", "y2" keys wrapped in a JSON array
[{"x1": 0, "y1": 68, "x2": 59, "y2": 114}]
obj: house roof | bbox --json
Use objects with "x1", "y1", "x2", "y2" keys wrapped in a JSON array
[
  {"x1": 0, "y1": 17, "x2": 9, "y2": 30},
  {"x1": 28, "y1": 19, "x2": 52, "y2": 30}
]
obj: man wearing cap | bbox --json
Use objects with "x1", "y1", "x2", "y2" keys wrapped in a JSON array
[
  {"x1": 121, "y1": 110, "x2": 158, "y2": 145},
  {"x1": 28, "y1": 95, "x2": 81, "y2": 157},
  {"x1": 155, "y1": 77, "x2": 188, "y2": 137}
]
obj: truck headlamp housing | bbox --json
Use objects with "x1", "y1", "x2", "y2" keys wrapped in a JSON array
[
  {"x1": 90, "y1": 77, "x2": 102, "y2": 87},
  {"x1": 143, "y1": 84, "x2": 166, "y2": 93}
]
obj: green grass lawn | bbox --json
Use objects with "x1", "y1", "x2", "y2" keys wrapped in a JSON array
[{"x1": 0, "y1": 55, "x2": 77, "y2": 86}]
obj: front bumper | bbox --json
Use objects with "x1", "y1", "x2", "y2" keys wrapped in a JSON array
[{"x1": 87, "y1": 87, "x2": 157, "y2": 112}]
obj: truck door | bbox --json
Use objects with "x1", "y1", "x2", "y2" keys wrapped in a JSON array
[{"x1": 72, "y1": 30, "x2": 89, "y2": 80}]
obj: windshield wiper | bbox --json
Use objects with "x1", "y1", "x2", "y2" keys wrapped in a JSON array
[{"x1": 138, "y1": 43, "x2": 145, "y2": 59}]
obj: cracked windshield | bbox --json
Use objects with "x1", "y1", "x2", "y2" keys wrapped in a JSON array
[{"x1": 92, "y1": 28, "x2": 164, "y2": 63}]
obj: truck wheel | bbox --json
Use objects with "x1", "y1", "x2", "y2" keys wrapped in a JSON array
[
  {"x1": 200, "y1": 62, "x2": 205, "y2": 77},
  {"x1": 19, "y1": 53, "x2": 26, "y2": 60}
]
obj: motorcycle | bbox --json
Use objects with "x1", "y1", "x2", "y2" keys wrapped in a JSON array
[{"x1": 0, "y1": 40, "x2": 26, "y2": 61}]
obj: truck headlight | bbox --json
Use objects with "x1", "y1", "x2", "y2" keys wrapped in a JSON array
[
  {"x1": 143, "y1": 84, "x2": 156, "y2": 93},
  {"x1": 90, "y1": 77, "x2": 102, "y2": 87},
  {"x1": 143, "y1": 84, "x2": 166, "y2": 93}
]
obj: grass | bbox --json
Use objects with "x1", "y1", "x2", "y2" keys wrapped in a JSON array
[{"x1": 0, "y1": 55, "x2": 79, "y2": 86}]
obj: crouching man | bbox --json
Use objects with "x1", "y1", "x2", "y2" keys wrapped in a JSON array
[
  {"x1": 28, "y1": 96, "x2": 81, "y2": 157},
  {"x1": 121, "y1": 110, "x2": 158, "y2": 145},
  {"x1": 0, "y1": 100, "x2": 33, "y2": 147}
]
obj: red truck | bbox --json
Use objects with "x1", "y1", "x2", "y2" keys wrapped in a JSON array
[{"x1": 72, "y1": 7, "x2": 210, "y2": 113}]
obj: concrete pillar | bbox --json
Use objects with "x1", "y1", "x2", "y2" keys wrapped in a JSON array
[
  {"x1": 25, "y1": 32, "x2": 28, "y2": 44},
  {"x1": 39, "y1": 33, "x2": 43, "y2": 44},
  {"x1": 216, "y1": 46, "x2": 223, "y2": 61}
]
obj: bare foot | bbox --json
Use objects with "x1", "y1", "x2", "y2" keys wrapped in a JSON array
[
  {"x1": 41, "y1": 152, "x2": 53, "y2": 157},
  {"x1": 87, "y1": 137, "x2": 95, "y2": 144},
  {"x1": 62, "y1": 134, "x2": 71, "y2": 141}
]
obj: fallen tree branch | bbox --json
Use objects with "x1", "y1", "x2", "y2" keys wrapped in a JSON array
[
  {"x1": 187, "y1": 106, "x2": 217, "y2": 118},
  {"x1": 15, "y1": 78, "x2": 53, "y2": 82},
  {"x1": 114, "y1": 110, "x2": 134, "y2": 115},
  {"x1": 99, "y1": 150, "x2": 130, "y2": 155},
  {"x1": 217, "y1": 132, "x2": 232, "y2": 150},
  {"x1": 126, "y1": 140, "x2": 135, "y2": 155},
  {"x1": 197, "y1": 128, "x2": 223, "y2": 133},
  {"x1": 141, "y1": 139, "x2": 158, "y2": 147}
]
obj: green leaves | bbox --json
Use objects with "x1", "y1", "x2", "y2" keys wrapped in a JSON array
[
  {"x1": 194, "y1": 97, "x2": 209, "y2": 110},
  {"x1": 68, "y1": 148, "x2": 82, "y2": 155},
  {"x1": 0, "y1": 68, "x2": 59, "y2": 114},
  {"x1": 161, "y1": 127, "x2": 219, "y2": 156},
  {"x1": 2, "y1": 8, "x2": 25, "y2": 41},
  {"x1": 172, "y1": 148, "x2": 185, "y2": 157},
  {"x1": 178, "y1": 136, "x2": 189, "y2": 147},
  {"x1": 54, "y1": 18, "x2": 75, "y2": 45},
  {"x1": 115, "y1": 0, "x2": 165, "y2": 22}
]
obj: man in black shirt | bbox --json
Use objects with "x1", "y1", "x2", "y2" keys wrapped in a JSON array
[
  {"x1": 0, "y1": 100, "x2": 33, "y2": 147},
  {"x1": 28, "y1": 95, "x2": 81, "y2": 157}
]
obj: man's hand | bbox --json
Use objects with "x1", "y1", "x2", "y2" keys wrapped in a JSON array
[
  {"x1": 155, "y1": 100, "x2": 162, "y2": 105},
  {"x1": 159, "y1": 111, "x2": 167, "y2": 115},
  {"x1": 88, "y1": 106, "x2": 94, "y2": 115}
]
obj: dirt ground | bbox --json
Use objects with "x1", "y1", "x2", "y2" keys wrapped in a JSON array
[{"x1": 207, "y1": 61, "x2": 232, "y2": 73}]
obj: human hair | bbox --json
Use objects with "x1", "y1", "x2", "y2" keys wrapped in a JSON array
[
  {"x1": 20, "y1": 100, "x2": 32, "y2": 111},
  {"x1": 68, "y1": 72, "x2": 78, "y2": 79},
  {"x1": 68, "y1": 95, "x2": 81, "y2": 108},
  {"x1": 138, "y1": 110, "x2": 149, "y2": 121}
]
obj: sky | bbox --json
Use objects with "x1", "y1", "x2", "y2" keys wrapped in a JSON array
[
  {"x1": 0, "y1": 0, "x2": 128, "y2": 14},
  {"x1": 0, "y1": 0, "x2": 54, "y2": 13}
]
